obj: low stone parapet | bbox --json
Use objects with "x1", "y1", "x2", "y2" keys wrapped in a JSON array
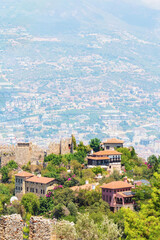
[{"x1": 0, "y1": 214, "x2": 23, "y2": 240}]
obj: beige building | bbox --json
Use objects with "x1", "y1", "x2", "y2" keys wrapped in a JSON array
[
  {"x1": 101, "y1": 138, "x2": 124, "y2": 150},
  {"x1": 25, "y1": 176, "x2": 56, "y2": 197},
  {"x1": 15, "y1": 171, "x2": 56, "y2": 199},
  {"x1": 15, "y1": 171, "x2": 34, "y2": 198}
]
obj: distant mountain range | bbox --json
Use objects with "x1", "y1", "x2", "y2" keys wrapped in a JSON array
[{"x1": 1, "y1": 0, "x2": 160, "y2": 158}]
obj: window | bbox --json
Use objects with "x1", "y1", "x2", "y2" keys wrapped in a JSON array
[
  {"x1": 21, "y1": 187, "x2": 22, "y2": 191},
  {"x1": 109, "y1": 196, "x2": 111, "y2": 202},
  {"x1": 106, "y1": 189, "x2": 108, "y2": 192},
  {"x1": 27, "y1": 187, "x2": 28, "y2": 191},
  {"x1": 41, "y1": 190, "x2": 42, "y2": 194},
  {"x1": 43, "y1": 190, "x2": 45, "y2": 194},
  {"x1": 106, "y1": 196, "x2": 108, "y2": 202},
  {"x1": 36, "y1": 189, "x2": 38, "y2": 193},
  {"x1": 21, "y1": 179, "x2": 22, "y2": 183}
]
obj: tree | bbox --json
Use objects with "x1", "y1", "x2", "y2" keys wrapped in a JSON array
[
  {"x1": 0, "y1": 201, "x2": 3, "y2": 216},
  {"x1": 53, "y1": 188, "x2": 76, "y2": 207},
  {"x1": 68, "y1": 202, "x2": 77, "y2": 216},
  {"x1": 56, "y1": 220, "x2": 77, "y2": 240},
  {"x1": 147, "y1": 155, "x2": 160, "y2": 172},
  {"x1": 76, "y1": 213, "x2": 99, "y2": 240},
  {"x1": 99, "y1": 216, "x2": 122, "y2": 240},
  {"x1": 72, "y1": 135, "x2": 77, "y2": 150},
  {"x1": 92, "y1": 167, "x2": 103, "y2": 175},
  {"x1": 70, "y1": 160, "x2": 82, "y2": 174},
  {"x1": 7, "y1": 160, "x2": 18, "y2": 170},
  {"x1": 1, "y1": 166, "x2": 9, "y2": 183},
  {"x1": 132, "y1": 184, "x2": 152, "y2": 208},
  {"x1": 89, "y1": 138, "x2": 101, "y2": 152},
  {"x1": 21, "y1": 193, "x2": 40, "y2": 215}
]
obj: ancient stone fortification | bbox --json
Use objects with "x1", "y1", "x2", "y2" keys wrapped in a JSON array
[
  {"x1": 0, "y1": 214, "x2": 23, "y2": 240},
  {"x1": 29, "y1": 216, "x2": 55, "y2": 240},
  {"x1": 0, "y1": 144, "x2": 16, "y2": 168},
  {"x1": 15, "y1": 142, "x2": 44, "y2": 166},
  {"x1": 0, "y1": 136, "x2": 73, "y2": 168},
  {"x1": 47, "y1": 137, "x2": 73, "y2": 155},
  {"x1": 0, "y1": 215, "x2": 56, "y2": 240},
  {"x1": 0, "y1": 142, "x2": 45, "y2": 168}
]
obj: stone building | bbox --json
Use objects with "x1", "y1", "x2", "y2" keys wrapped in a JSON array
[
  {"x1": 15, "y1": 171, "x2": 34, "y2": 199},
  {"x1": 101, "y1": 138, "x2": 124, "y2": 150},
  {"x1": 15, "y1": 171, "x2": 56, "y2": 199},
  {"x1": 87, "y1": 150, "x2": 122, "y2": 173},
  {"x1": 47, "y1": 137, "x2": 73, "y2": 155},
  {"x1": 0, "y1": 214, "x2": 23, "y2": 240},
  {"x1": 25, "y1": 176, "x2": 56, "y2": 197},
  {"x1": 101, "y1": 180, "x2": 134, "y2": 212}
]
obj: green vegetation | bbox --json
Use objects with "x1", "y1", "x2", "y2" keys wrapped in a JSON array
[
  {"x1": 89, "y1": 138, "x2": 101, "y2": 152},
  {"x1": 1, "y1": 141, "x2": 160, "y2": 239}
]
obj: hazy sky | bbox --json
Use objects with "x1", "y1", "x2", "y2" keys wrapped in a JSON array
[{"x1": 133, "y1": 0, "x2": 160, "y2": 10}]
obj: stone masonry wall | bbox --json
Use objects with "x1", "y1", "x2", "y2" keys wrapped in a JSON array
[
  {"x1": 47, "y1": 142, "x2": 60, "y2": 155},
  {"x1": 0, "y1": 214, "x2": 23, "y2": 240},
  {"x1": 29, "y1": 216, "x2": 54, "y2": 240},
  {"x1": 47, "y1": 137, "x2": 73, "y2": 156},
  {"x1": 15, "y1": 142, "x2": 44, "y2": 166},
  {"x1": 0, "y1": 144, "x2": 16, "y2": 168}
]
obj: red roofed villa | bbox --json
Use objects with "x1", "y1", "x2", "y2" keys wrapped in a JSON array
[
  {"x1": 101, "y1": 138, "x2": 124, "y2": 150},
  {"x1": 101, "y1": 178, "x2": 135, "y2": 212},
  {"x1": 87, "y1": 150, "x2": 122, "y2": 172}
]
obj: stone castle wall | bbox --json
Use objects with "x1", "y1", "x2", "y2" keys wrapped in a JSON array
[
  {"x1": 0, "y1": 214, "x2": 23, "y2": 240},
  {"x1": 47, "y1": 137, "x2": 73, "y2": 156},
  {"x1": 15, "y1": 143, "x2": 45, "y2": 166},
  {"x1": 0, "y1": 145, "x2": 16, "y2": 168},
  {"x1": 0, "y1": 136, "x2": 73, "y2": 168},
  {"x1": 0, "y1": 215, "x2": 56, "y2": 240},
  {"x1": 29, "y1": 216, "x2": 55, "y2": 240}
]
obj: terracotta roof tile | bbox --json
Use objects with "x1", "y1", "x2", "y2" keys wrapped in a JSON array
[
  {"x1": 93, "y1": 150, "x2": 122, "y2": 156},
  {"x1": 102, "y1": 138, "x2": 124, "y2": 144},
  {"x1": 25, "y1": 176, "x2": 55, "y2": 184},
  {"x1": 100, "y1": 181, "x2": 133, "y2": 189},
  {"x1": 15, "y1": 171, "x2": 34, "y2": 178},
  {"x1": 70, "y1": 183, "x2": 97, "y2": 191}
]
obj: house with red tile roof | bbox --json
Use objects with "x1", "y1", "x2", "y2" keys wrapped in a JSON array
[
  {"x1": 15, "y1": 171, "x2": 56, "y2": 198},
  {"x1": 15, "y1": 171, "x2": 34, "y2": 198},
  {"x1": 87, "y1": 150, "x2": 122, "y2": 172},
  {"x1": 101, "y1": 138, "x2": 124, "y2": 150},
  {"x1": 100, "y1": 180, "x2": 135, "y2": 212}
]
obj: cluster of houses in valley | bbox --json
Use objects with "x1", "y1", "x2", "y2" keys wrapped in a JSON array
[{"x1": 14, "y1": 138, "x2": 149, "y2": 212}]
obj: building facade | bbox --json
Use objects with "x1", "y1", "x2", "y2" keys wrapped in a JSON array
[
  {"x1": 25, "y1": 176, "x2": 56, "y2": 197},
  {"x1": 101, "y1": 138, "x2": 124, "y2": 150},
  {"x1": 15, "y1": 171, "x2": 56, "y2": 198},
  {"x1": 87, "y1": 150, "x2": 122, "y2": 172},
  {"x1": 15, "y1": 171, "x2": 34, "y2": 198},
  {"x1": 101, "y1": 180, "x2": 134, "y2": 212}
]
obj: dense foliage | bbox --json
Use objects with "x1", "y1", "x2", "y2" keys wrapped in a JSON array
[{"x1": 1, "y1": 141, "x2": 160, "y2": 239}]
